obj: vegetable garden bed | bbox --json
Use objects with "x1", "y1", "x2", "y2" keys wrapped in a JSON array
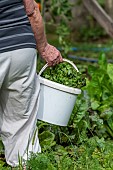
[{"x1": 1, "y1": 53, "x2": 113, "y2": 170}]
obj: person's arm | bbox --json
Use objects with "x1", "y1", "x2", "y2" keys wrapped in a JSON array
[{"x1": 23, "y1": 0, "x2": 63, "y2": 66}]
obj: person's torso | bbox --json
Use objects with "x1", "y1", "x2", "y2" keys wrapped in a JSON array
[{"x1": 0, "y1": 0, "x2": 36, "y2": 53}]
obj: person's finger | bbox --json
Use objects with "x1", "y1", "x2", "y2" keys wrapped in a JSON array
[
  {"x1": 54, "y1": 57, "x2": 60, "y2": 65},
  {"x1": 59, "y1": 53, "x2": 63, "y2": 62},
  {"x1": 47, "y1": 51, "x2": 63, "y2": 66},
  {"x1": 47, "y1": 61, "x2": 53, "y2": 66}
]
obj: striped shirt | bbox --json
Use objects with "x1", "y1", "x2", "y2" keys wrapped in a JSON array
[{"x1": 0, "y1": 0, "x2": 36, "y2": 53}]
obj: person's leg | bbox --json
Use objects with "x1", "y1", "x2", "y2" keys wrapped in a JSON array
[
  {"x1": 0, "y1": 53, "x2": 11, "y2": 135},
  {"x1": 0, "y1": 48, "x2": 41, "y2": 167}
]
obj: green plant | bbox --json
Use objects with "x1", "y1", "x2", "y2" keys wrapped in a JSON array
[
  {"x1": 26, "y1": 153, "x2": 56, "y2": 170},
  {"x1": 26, "y1": 133, "x2": 113, "y2": 170},
  {"x1": 79, "y1": 25, "x2": 107, "y2": 41},
  {"x1": 85, "y1": 53, "x2": 113, "y2": 138},
  {"x1": 49, "y1": 0, "x2": 72, "y2": 56},
  {"x1": 41, "y1": 62, "x2": 86, "y2": 88}
]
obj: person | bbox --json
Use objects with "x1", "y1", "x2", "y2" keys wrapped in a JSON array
[{"x1": 0, "y1": 0, "x2": 63, "y2": 167}]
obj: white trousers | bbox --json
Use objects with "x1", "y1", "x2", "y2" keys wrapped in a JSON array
[{"x1": 0, "y1": 48, "x2": 41, "y2": 167}]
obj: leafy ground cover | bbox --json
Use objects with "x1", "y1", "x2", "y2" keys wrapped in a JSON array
[{"x1": 41, "y1": 62, "x2": 86, "y2": 88}]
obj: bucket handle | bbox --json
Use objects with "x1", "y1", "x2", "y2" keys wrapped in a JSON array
[{"x1": 39, "y1": 58, "x2": 79, "y2": 76}]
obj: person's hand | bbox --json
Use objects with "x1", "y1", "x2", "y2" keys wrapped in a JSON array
[{"x1": 41, "y1": 43, "x2": 63, "y2": 66}]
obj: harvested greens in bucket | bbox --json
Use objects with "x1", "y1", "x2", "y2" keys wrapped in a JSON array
[{"x1": 41, "y1": 62, "x2": 86, "y2": 88}]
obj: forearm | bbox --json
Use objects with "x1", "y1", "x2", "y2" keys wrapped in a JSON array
[
  {"x1": 23, "y1": 0, "x2": 47, "y2": 54},
  {"x1": 23, "y1": 0, "x2": 63, "y2": 66}
]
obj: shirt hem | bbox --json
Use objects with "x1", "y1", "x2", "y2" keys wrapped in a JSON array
[{"x1": 0, "y1": 45, "x2": 37, "y2": 54}]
